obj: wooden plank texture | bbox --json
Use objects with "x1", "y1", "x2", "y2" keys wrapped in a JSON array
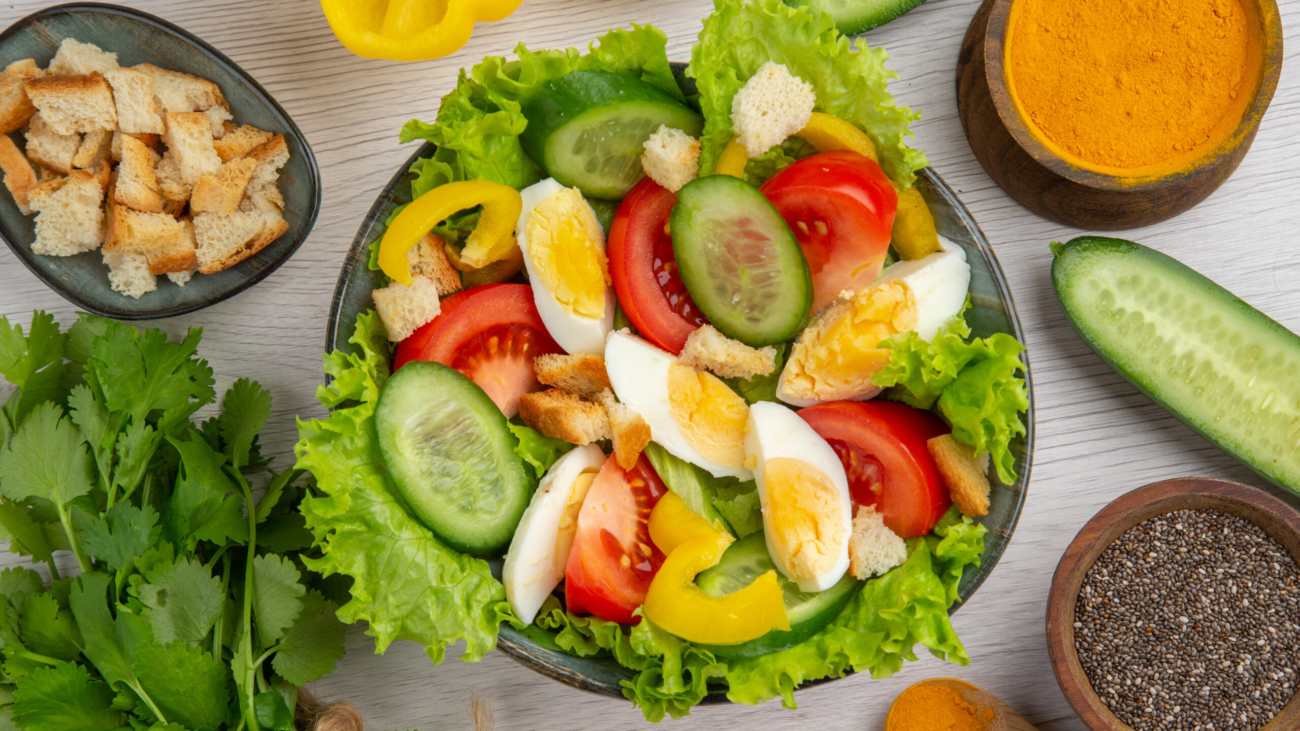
[{"x1": 1, "y1": 1, "x2": 1297, "y2": 729}]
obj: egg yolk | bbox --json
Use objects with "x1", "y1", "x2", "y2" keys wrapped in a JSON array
[
  {"x1": 763, "y1": 457, "x2": 847, "y2": 580},
  {"x1": 667, "y1": 363, "x2": 749, "y2": 469},
  {"x1": 554, "y1": 469, "x2": 598, "y2": 573},
  {"x1": 781, "y1": 281, "x2": 918, "y2": 401},
  {"x1": 526, "y1": 187, "x2": 610, "y2": 318}
]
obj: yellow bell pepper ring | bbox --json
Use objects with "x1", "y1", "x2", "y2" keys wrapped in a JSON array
[
  {"x1": 797, "y1": 112, "x2": 879, "y2": 161},
  {"x1": 321, "y1": 0, "x2": 523, "y2": 62},
  {"x1": 643, "y1": 493, "x2": 789, "y2": 645},
  {"x1": 715, "y1": 138, "x2": 750, "y2": 179},
  {"x1": 891, "y1": 186, "x2": 941, "y2": 261},
  {"x1": 378, "y1": 180, "x2": 522, "y2": 286}
]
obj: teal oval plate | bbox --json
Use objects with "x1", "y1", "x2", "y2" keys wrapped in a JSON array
[
  {"x1": 0, "y1": 3, "x2": 320, "y2": 319},
  {"x1": 325, "y1": 64, "x2": 1033, "y2": 703}
]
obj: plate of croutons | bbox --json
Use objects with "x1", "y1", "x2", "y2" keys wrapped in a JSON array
[{"x1": 0, "y1": 3, "x2": 320, "y2": 318}]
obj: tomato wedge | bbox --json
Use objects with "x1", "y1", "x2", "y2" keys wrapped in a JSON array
[
  {"x1": 393, "y1": 284, "x2": 562, "y2": 418},
  {"x1": 608, "y1": 177, "x2": 708, "y2": 354},
  {"x1": 565, "y1": 453, "x2": 668, "y2": 624},
  {"x1": 798, "y1": 401, "x2": 950, "y2": 538},
  {"x1": 760, "y1": 151, "x2": 899, "y2": 313}
]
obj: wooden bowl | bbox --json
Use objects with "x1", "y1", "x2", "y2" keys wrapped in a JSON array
[
  {"x1": 956, "y1": 0, "x2": 1283, "y2": 230},
  {"x1": 1046, "y1": 477, "x2": 1300, "y2": 731}
]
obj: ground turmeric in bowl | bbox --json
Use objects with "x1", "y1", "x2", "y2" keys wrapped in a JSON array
[
  {"x1": 1003, "y1": 0, "x2": 1266, "y2": 178},
  {"x1": 885, "y1": 680, "x2": 996, "y2": 731}
]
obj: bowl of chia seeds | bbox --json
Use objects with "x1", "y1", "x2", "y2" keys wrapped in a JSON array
[{"x1": 1047, "y1": 477, "x2": 1300, "y2": 731}]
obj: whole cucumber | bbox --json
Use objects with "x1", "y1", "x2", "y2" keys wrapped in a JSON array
[{"x1": 1052, "y1": 237, "x2": 1300, "y2": 491}]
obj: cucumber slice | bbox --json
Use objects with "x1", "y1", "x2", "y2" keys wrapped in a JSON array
[
  {"x1": 375, "y1": 361, "x2": 532, "y2": 555},
  {"x1": 695, "y1": 532, "x2": 858, "y2": 658},
  {"x1": 520, "y1": 70, "x2": 703, "y2": 200},
  {"x1": 1053, "y1": 237, "x2": 1300, "y2": 491},
  {"x1": 670, "y1": 175, "x2": 812, "y2": 346},
  {"x1": 788, "y1": 0, "x2": 927, "y2": 36}
]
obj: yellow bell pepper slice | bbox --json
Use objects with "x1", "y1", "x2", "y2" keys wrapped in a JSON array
[
  {"x1": 321, "y1": 0, "x2": 522, "y2": 62},
  {"x1": 643, "y1": 493, "x2": 789, "y2": 645},
  {"x1": 715, "y1": 139, "x2": 750, "y2": 179},
  {"x1": 797, "y1": 112, "x2": 879, "y2": 161},
  {"x1": 378, "y1": 180, "x2": 522, "y2": 286},
  {"x1": 891, "y1": 187, "x2": 941, "y2": 260}
]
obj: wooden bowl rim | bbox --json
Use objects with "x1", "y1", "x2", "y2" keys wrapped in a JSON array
[
  {"x1": 1046, "y1": 477, "x2": 1300, "y2": 731},
  {"x1": 981, "y1": 0, "x2": 1284, "y2": 192}
]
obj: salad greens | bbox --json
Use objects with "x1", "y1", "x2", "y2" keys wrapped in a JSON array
[{"x1": 0, "y1": 312, "x2": 345, "y2": 731}]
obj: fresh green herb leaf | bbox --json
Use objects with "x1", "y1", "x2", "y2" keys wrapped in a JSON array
[
  {"x1": 0, "y1": 401, "x2": 93, "y2": 509},
  {"x1": 0, "y1": 502, "x2": 67, "y2": 571},
  {"x1": 134, "y1": 555, "x2": 223, "y2": 646},
  {"x1": 11, "y1": 661, "x2": 123, "y2": 731},
  {"x1": 81, "y1": 503, "x2": 161, "y2": 573},
  {"x1": 111, "y1": 419, "x2": 160, "y2": 500},
  {"x1": 19, "y1": 594, "x2": 81, "y2": 662},
  {"x1": 132, "y1": 641, "x2": 231, "y2": 730},
  {"x1": 67, "y1": 384, "x2": 114, "y2": 494},
  {"x1": 251, "y1": 555, "x2": 305, "y2": 647},
  {"x1": 90, "y1": 323, "x2": 215, "y2": 427},
  {"x1": 218, "y1": 379, "x2": 272, "y2": 470},
  {"x1": 270, "y1": 590, "x2": 346, "y2": 685},
  {"x1": 0, "y1": 312, "x2": 70, "y2": 420},
  {"x1": 254, "y1": 469, "x2": 303, "y2": 523},
  {"x1": 164, "y1": 434, "x2": 248, "y2": 551},
  {"x1": 0, "y1": 569, "x2": 44, "y2": 609},
  {"x1": 254, "y1": 514, "x2": 314, "y2": 554},
  {"x1": 253, "y1": 691, "x2": 295, "y2": 731},
  {"x1": 67, "y1": 573, "x2": 153, "y2": 693}
]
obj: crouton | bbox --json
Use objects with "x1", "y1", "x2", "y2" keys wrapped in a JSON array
[
  {"x1": 24, "y1": 113, "x2": 81, "y2": 173},
  {"x1": 848, "y1": 505, "x2": 908, "y2": 580},
  {"x1": 114, "y1": 134, "x2": 163, "y2": 213},
  {"x1": 110, "y1": 131, "x2": 159, "y2": 161},
  {"x1": 104, "y1": 204, "x2": 186, "y2": 258},
  {"x1": 28, "y1": 169, "x2": 104, "y2": 256},
  {"x1": 24, "y1": 73, "x2": 117, "y2": 135},
  {"x1": 0, "y1": 136, "x2": 38, "y2": 214},
  {"x1": 372, "y1": 276, "x2": 443, "y2": 343},
  {"x1": 0, "y1": 59, "x2": 41, "y2": 134},
  {"x1": 167, "y1": 269, "x2": 194, "y2": 287},
  {"x1": 679, "y1": 324, "x2": 778, "y2": 380},
  {"x1": 103, "y1": 68, "x2": 164, "y2": 135},
  {"x1": 90, "y1": 158, "x2": 111, "y2": 194},
  {"x1": 72, "y1": 129, "x2": 112, "y2": 169},
  {"x1": 641, "y1": 125, "x2": 700, "y2": 193},
  {"x1": 48, "y1": 39, "x2": 118, "y2": 76},
  {"x1": 190, "y1": 157, "x2": 256, "y2": 215},
  {"x1": 134, "y1": 64, "x2": 225, "y2": 115},
  {"x1": 927, "y1": 434, "x2": 992, "y2": 518},
  {"x1": 407, "y1": 233, "x2": 461, "y2": 295},
  {"x1": 240, "y1": 134, "x2": 288, "y2": 210},
  {"x1": 157, "y1": 220, "x2": 199, "y2": 278},
  {"x1": 154, "y1": 152, "x2": 190, "y2": 203},
  {"x1": 204, "y1": 106, "x2": 233, "y2": 138},
  {"x1": 102, "y1": 249, "x2": 156, "y2": 299},
  {"x1": 597, "y1": 390, "x2": 651, "y2": 470},
  {"x1": 519, "y1": 389, "x2": 611, "y2": 445},
  {"x1": 191, "y1": 209, "x2": 287, "y2": 274},
  {"x1": 534, "y1": 353, "x2": 611, "y2": 398},
  {"x1": 161, "y1": 111, "x2": 221, "y2": 185},
  {"x1": 730, "y1": 62, "x2": 816, "y2": 157},
  {"x1": 213, "y1": 124, "x2": 272, "y2": 163}
]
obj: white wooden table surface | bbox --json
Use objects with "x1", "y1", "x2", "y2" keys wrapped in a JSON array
[{"x1": 1, "y1": 0, "x2": 1297, "y2": 729}]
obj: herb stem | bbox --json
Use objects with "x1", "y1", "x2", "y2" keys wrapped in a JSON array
[
  {"x1": 16, "y1": 650, "x2": 60, "y2": 666},
  {"x1": 129, "y1": 679, "x2": 169, "y2": 726},
  {"x1": 55, "y1": 504, "x2": 91, "y2": 575},
  {"x1": 233, "y1": 467, "x2": 261, "y2": 731},
  {"x1": 212, "y1": 552, "x2": 231, "y2": 658},
  {"x1": 252, "y1": 643, "x2": 282, "y2": 670}
]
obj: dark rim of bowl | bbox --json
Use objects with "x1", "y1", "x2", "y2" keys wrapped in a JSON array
[{"x1": 0, "y1": 2, "x2": 322, "y2": 320}]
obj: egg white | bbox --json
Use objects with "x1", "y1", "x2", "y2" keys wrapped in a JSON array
[
  {"x1": 605, "y1": 330, "x2": 752, "y2": 481},
  {"x1": 874, "y1": 235, "x2": 970, "y2": 342},
  {"x1": 502, "y1": 444, "x2": 606, "y2": 624},
  {"x1": 745, "y1": 401, "x2": 852, "y2": 592},
  {"x1": 516, "y1": 178, "x2": 615, "y2": 356}
]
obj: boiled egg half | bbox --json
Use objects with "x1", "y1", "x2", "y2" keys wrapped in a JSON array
[
  {"x1": 517, "y1": 178, "x2": 615, "y2": 355},
  {"x1": 746, "y1": 402, "x2": 852, "y2": 592}
]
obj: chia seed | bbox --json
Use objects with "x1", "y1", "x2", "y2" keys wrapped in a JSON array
[{"x1": 1074, "y1": 509, "x2": 1300, "y2": 731}]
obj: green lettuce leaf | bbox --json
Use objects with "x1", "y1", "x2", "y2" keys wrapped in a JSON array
[
  {"x1": 642, "y1": 443, "x2": 730, "y2": 533},
  {"x1": 687, "y1": 0, "x2": 927, "y2": 187},
  {"x1": 721, "y1": 343, "x2": 788, "y2": 406},
  {"x1": 296, "y1": 311, "x2": 507, "y2": 664},
  {"x1": 624, "y1": 612, "x2": 727, "y2": 722},
  {"x1": 508, "y1": 423, "x2": 574, "y2": 482}
]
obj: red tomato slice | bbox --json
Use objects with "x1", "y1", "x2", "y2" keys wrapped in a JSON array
[
  {"x1": 799, "y1": 401, "x2": 950, "y2": 538},
  {"x1": 393, "y1": 284, "x2": 562, "y2": 418},
  {"x1": 608, "y1": 177, "x2": 708, "y2": 354},
  {"x1": 760, "y1": 151, "x2": 899, "y2": 313},
  {"x1": 565, "y1": 453, "x2": 668, "y2": 624}
]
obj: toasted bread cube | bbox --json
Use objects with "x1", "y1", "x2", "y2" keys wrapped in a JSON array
[
  {"x1": 679, "y1": 324, "x2": 778, "y2": 380},
  {"x1": 0, "y1": 136, "x2": 38, "y2": 214},
  {"x1": 102, "y1": 249, "x2": 156, "y2": 299},
  {"x1": 24, "y1": 112, "x2": 80, "y2": 173},
  {"x1": 405, "y1": 233, "x2": 461, "y2": 295},
  {"x1": 519, "y1": 389, "x2": 611, "y2": 445},
  {"x1": 162, "y1": 111, "x2": 221, "y2": 186},
  {"x1": 72, "y1": 129, "x2": 112, "y2": 169},
  {"x1": 28, "y1": 169, "x2": 104, "y2": 256},
  {"x1": 103, "y1": 67, "x2": 164, "y2": 135},
  {"x1": 731, "y1": 62, "x2": 816, "y2": 157},
  {"x1": 24, "y1": 73, "x2": 117, "y2": 135},
  {"x1": 534, "y1": 353, "x2": 611, "y2": 398},
  {"x1": 213, "y1": 124, "x2": 272, "y2": 163},
  {"x1": 597, "y1": 390, "x2": 652, "y2": 470},
  {"x1": 0, "y1": 59, "x2": 41, "y2": 134},
  {"x1": 190, "y1": 157, "x2": 257, "y2": 215},
  {"x1": 204, "y1": 106, "x2": 232, "y2": 138},
  {"x1": 110, "y1": 131, "x2": 160, "y2": 161},
  {"x1": 114, "y1": 135, "x2": 163, "y2": 213},
  {"x1": 848, "y1": 505, "x2": 908, "y2": 580},
  {"x1": 160, "y1": 221, "x2": 198, "y2": 281},
  {"x1": 641, "y1": 126, "x2": 700, "y2": 193},
  {"x1": 241, "y1": 134, "x2": 288, "y2": 210},
  {"x1": 372, "y1": 276, "x2": 443, "y2": 343},
  {"x1": 154, "y1": 152, "x2": 190, "y2": 204},
  {"x1": 134, "y1": 64, "x2": 225, "y2": 114},
  {"x1": 89, "y1": 158, "x2": 110, "y2": 194},
  {"x1": 192, "y1": 209, "x2": 287, "y2": 274},
  {"x1": 927, "y1": 434, "x2": 992, "y2": 518},
  {"x1": 167, "y1": 269, "x2": 194, "y2": 287},
  {"x1": 48, "y1": 39, "x2": 118, "y2": 76},
  {"x1": 104, "y1": 202, "x2": 186, "y2": 255}
]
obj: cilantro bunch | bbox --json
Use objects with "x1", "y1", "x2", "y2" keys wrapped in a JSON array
[{"x1": 0, "y1": 312, "x2": 346, "y2": 731}]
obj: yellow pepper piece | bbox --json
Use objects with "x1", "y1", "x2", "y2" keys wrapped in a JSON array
[
  {"x1": 643, "y1": 493, "x2": 789, "y2": 645},
  {"x1": 891, "y1": 187, "x2": 941, "y2": 260},
  {"x1": 715, "y1": 138, "x2": 750, "y2": 179},
  {"x1": 321, "y1": 0, "x2": 522, "y2": 62},
  {"x1": 797, "y1": 112, "x2": 878, "y2": 161},
  {"x1": 378, "y1": 180, "x2": 523, "y2": 286}
]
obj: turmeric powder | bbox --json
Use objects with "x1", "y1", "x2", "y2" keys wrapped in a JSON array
[
  {"x1": 1004, "y1": 0, "x2": 1264, "y2": 176},
  {"x1": 886, "y1": 681, "x2": 994, "y2": 731}
]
